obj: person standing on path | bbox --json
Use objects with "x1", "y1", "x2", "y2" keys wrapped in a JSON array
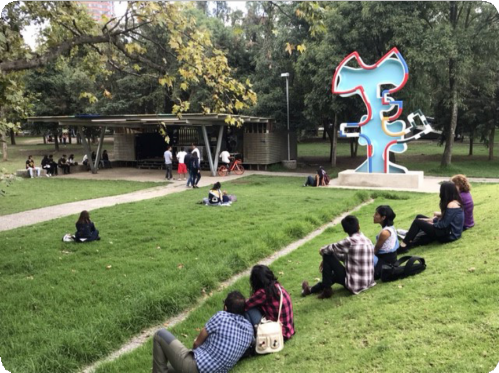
[
  {"x1": 176, "y1": 147, "x2": 188, "y2": 181},
  {"x1": 164, "y1": 146, "x2": 173, "y2": 180},
  {"x1": 190, "y1": 152, "x2": 200, "y2": 188},
  {"x1": 191, "y1": 143, "x2": 200, "y2": 160}
]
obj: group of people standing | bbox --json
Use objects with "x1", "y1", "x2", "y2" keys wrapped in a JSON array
[{"x1": 164, "y1": 144, "x2": 202, "y2": 188}]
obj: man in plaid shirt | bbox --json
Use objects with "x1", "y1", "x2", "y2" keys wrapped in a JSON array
[
  {"x1": 302, "y1": 215, "x2": 376, "y2": 299},
  {"x1": 152, "y1": 291, "x2": 253, "y2": 373}
]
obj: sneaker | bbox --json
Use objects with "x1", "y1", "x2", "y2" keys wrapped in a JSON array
[
  {"x1": 301, "y1": 281, "x2": 311, "y2": 297},
  {"x1": 317, "y1": 287, "x2": 333, "y2": 299}
]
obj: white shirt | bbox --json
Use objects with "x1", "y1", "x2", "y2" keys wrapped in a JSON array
[
  {"x1": 192, "y1": 147, "x2": 200, "y2": 159},
  {"x1": 177, "y1": 151, "x2": 187, "y2": 163},
  {"x1": 164, "y1": 150, "x2": 173, "y2": 164},
  {"x1": 220, "y1": 151, "x2": 231, "y2": 164}
]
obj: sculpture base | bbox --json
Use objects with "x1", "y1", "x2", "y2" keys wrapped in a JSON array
[
  {"x1": 281, "y1": 160, "x2": 297, "y2": 170},
  {"x1": 338, "y1": 170, "x2": 424, "y2": 190}
]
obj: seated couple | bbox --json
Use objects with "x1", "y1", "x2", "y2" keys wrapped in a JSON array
[
  {"x1": 153, "y1": 265, "x2": 294, "y2": 373},
  {"x1": 400, "y1": 180, "x2": 468, "y2": 251},
  {"x1": 203, "y1": 182, "x2": 233, "y2": 206}
]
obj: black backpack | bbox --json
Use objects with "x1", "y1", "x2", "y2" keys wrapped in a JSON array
[{"x1": 381, "y1": 256, "x2": 426, "y2": 282}]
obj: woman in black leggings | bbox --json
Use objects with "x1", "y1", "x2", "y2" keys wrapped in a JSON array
[{"x1": 400, "y1": 182, "x2": 464, "y2": 250}]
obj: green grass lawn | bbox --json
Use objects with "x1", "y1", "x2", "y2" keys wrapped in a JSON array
[
  {"x1": 299, "y1": 140, "x2": 499, "y2": 178},
  {"x1": 94, "y1": 183, "x2": 499, "y2": 373},
  {"x1": 0, "y1": 176, "x2": 373, "y2": 373},
  {"x1": 0, "y1": 178, "x2": 166, "y2": 216}
]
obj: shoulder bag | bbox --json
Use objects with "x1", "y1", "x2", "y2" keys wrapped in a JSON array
[{"x1": 255, "y1": 285, "x2": 284, "y2": 354}]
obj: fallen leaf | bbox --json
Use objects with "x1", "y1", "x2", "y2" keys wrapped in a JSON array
[
  {"x1": 61, "y1": 250, "x2": 71, "y2": 254},
  {"x1": 181, "y1": 333, "x2": 188, "y2": 338},
  {"x1": 156, "y1": 245, "x2": 161, "y2": 249},
  {"x1": 106, "y1": 265, "x2": 112, "y2": 270},
  {"x1": 278, "y1": 271, "x2": 284, "y2": 275},
  {"x1": 26, "y1": 276, "x2": 34, "y2": 280},
  {"x1": 468, "y1": 267, "x2": 475, "y2": 273},
  {"x1": 314, "y1": 278, "x2": 321, "y2": 282},
  {"x1": 195, "y1": 328, "x2": 201, "y2": 332},
  {"x1": 398, "y1": 284, "x2": 403, "y2": 289},
  {"x1": 177, "y1": 263, "x2": 184, "y2": 269},
  {"x1": 109, "y1": 242, "x2": 113, "y2": 244}
]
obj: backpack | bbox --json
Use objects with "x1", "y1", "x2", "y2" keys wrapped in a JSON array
[{"x1": 381, "y1": 256, "x2": 426, "y2": 282}]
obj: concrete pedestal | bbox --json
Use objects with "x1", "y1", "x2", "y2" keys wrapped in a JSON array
[
  {"x1": 338, "y1": 170, "x2": 424, "y2": 190},
  {"x1": 282, "y1": 160, "x2": 297, "y2": 170}
]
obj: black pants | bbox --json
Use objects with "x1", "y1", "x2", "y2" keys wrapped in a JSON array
[
  {"x1": 59, "y1": 164, "x2": 70, "y2": 174},
  {"x1": 403, "y1": 214, "x2": 447, "y2": 247},
  {"x1": 311, "y1": 253, "x2": 346, "y2": 293},
  {"x1": 304, "y1": 176, "x2": 317, "y2": 187},
  {"x1": 374, "y1": 251, "x2": 397, "y2": 280},
  {"x1": 165, "y1": 164, "x2": 172, "y2": 179}
]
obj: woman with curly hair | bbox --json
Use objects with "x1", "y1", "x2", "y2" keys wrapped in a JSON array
[{"x1": 451, "y1": 174, "x2": 474, "y2": 230}]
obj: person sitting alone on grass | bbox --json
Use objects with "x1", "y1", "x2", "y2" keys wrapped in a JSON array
[
  {"x1": 451, "y1": 174, "x2": 474, "y2": 230},
  {"x1": 400, "y1": 181, "x2": 464, "y2": 251},
  {"x1": 302, "y1": 215, "x2": 375, "y2": 299},
  {"x1": 152, "y1": 291, "x2": 253, "y2": 373},
  {"x1": 303, "y1": 166, "x2": 327, "y2": 187},
  {"x1": 372, "y1": 205, "x2": 399, "y2": 280},
  {"x1": 26, "y1": 155, "x2": 41, "y2": 178},
  {"x1": 74, "y1": 210, "x2": 100, "y2": 242}
]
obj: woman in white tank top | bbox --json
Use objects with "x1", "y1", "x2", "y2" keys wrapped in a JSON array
[{"x1": 373, "y1": 205, "x2": 400, "y2": 279}]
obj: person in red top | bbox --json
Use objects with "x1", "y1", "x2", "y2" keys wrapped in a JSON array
[{"x1": 244, "y1": 265, "x2": 295, "y2": 340}]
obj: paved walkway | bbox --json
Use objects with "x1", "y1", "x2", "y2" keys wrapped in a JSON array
[{"x1": 1, "y1": 168, "x2": 497, "y2": 232}]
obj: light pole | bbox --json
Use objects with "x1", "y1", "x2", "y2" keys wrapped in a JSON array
[{"x1": 281, "y1": 72, "x2": 290, "y2": 161}]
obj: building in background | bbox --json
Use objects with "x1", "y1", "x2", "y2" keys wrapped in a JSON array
[{"x1": 78, "y1": 1, "x2": 115, "y2": 22}]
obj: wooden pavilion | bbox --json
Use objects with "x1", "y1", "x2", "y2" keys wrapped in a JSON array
[{"x1": 27, "y1": 114, "x2": 297, "y2": 176}]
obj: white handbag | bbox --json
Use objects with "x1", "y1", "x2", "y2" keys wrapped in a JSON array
[{"x1": 255, "y1": 285, "x2": 284, "y2": 354}]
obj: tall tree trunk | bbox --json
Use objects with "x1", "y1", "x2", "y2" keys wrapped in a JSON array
[
  {"x1": 43, "y1": 135, "x2": 47, "y2": 145},
  {"x1": 10, "y1": 128, "x2": 16, "y2": 145},
  {"x1": 52, "y1": 129, "x2": 59, "y2": 152},
  {"x1": 68, "y1": 129, "x2": 72, "y2": 144},
  {"x1": 489, "y1": 125, "x2": 495, "y2": 161},
  {"x1": 350, "y1": 138, "x2": 358, "y2": 158},
  {"x1": 442, "y1": 3, "x2": 459, "y2": 167},
  {"x1": 469, "y1": 127, "x2": 474, "y2": 156},
  {"x1": 1, "y1": 131, "x2": 7, "y2": 161}
]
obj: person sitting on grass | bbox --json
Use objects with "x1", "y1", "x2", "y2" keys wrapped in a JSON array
[
  {"x1": 400, "y1": 181, "x2": 464, "y2": 251},
  {"x1": 74, "y1": 210, "x2": 100, "y2": 242},
  {"x1": 152, "y1": 291, "x2": 253, "y2": 373},
  {"x1": 303, "y1": 166, "x2": 327, "y2": 187},
  {"x1": 372, "y1": 205, "x2": 399, "y2": 280},
  {"x1": 244, "y1": 265, "x2": 295, "y2": 341},
  {"x1": 26, "y1": 155, "x2": 41, "y2": 178},
  {"x1": 451, "y1": 174, "x2": 474, "y2": 230},
  {"x1": 302, "y1": 215, "x2": 375, "y2": 299},
  {"x1": 208, "y1": 182, "x2": 223, "y2": 205}
]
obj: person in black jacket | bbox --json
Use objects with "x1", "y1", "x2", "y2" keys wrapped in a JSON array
[
  {"x1": 58, "y1": 155, "x2": 70, "y2": 174},
  {"x1": 75, "y1": 210, "x2": 100, "y2": 242},
  {"x1": 41, "y1": 155, "x2": 52, "y2": 177}
]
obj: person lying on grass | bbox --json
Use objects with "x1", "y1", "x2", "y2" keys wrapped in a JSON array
[
  {"x1": 152, "y1": 291, "x2": 253, "y2": 373},
  {"x1": 400, "y1": 181, "x2": 464, "y2": 251},
  {"x1": 244, "y1": 265, "x2": 295, "y2": 341},
  {"x1": 372, "y1": 205, "x2": 399, "y2": 280},
  {"x1": 74, "y1": 210, "x2": 100, "y2": 243},
  {"x1": 303, "y1": 166, "x2": 327, "y2": 187},
  {"x1": 302, "y1": 215, "x2": 375, "y2": 299}
]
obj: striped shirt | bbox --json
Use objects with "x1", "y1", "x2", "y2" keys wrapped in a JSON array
[
  {"x1": 245, "y1": 283, "x2": 295, "y2": 340},
  {"x1": 320, "y1": 232, "x2": 376, "y2": 295}
]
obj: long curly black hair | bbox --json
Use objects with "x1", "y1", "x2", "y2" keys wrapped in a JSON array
[{"x1": 249, "y1": 265, "x2": 279, "y2": 300}]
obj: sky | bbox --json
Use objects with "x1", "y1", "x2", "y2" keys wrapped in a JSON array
[{"x1": 16, "y1": 1, "x2": 248, "y2": 50}]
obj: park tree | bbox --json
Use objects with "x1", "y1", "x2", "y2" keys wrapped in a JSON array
[{"x1": 1, "y1": 1, "x2": 257, "y2": 127}]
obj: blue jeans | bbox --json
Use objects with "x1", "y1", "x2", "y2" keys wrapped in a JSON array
[
  {"x1": 244, "y1": 307, "x2": 262, "y2": 329},
  {"x1": 186, "y1": 169, "x2": 195, "y2": 187}
]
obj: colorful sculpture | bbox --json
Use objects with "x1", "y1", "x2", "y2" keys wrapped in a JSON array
[{"x1": 332, "y1": 47, "x2": 432, "y2": 174}]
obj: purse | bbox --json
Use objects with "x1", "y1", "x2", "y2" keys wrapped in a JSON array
[{"x1": 255, "y1": 285, "x2": 284, "y2": 354}]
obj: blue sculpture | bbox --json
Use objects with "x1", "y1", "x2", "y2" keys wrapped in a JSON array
[{"x1": 332, "y1": 48, "x2": 432, "y2": 173}]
